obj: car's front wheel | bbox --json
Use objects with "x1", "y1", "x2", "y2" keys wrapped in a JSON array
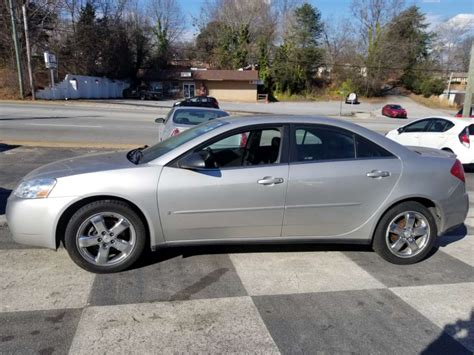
[
  {"x1": 373, "y1": 201, "x2": 437, "y2": 264},
  {"x1": 64, "y1": 200, "x2": 146, "y2": 273}
]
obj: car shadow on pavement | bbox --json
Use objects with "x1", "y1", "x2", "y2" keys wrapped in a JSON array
[
  {"x1": 422, "y1": 310, "x2": 473, "y2": 354},
  {"x1": 0, "y1": 188, "x2": 12, "y2": 215},
  {"x1": 0, "y1": 143, "x2": 20, "y2": 153},
  {"x1": 437, "y1": 224, "x2": 468, "y2": 247},
  {"x1": 464, "y1": 164, "x2": 474, "y2": 173},
  {"x1": 132, "y1": 243, "x2": 373, "y2": 270}
]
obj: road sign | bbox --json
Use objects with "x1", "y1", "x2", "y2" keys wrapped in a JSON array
[{"x1": 44, "y1": 52, "x2": 57, "y2": 69}]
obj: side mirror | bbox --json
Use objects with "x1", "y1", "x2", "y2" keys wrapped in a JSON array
[
  {"x1": 397, "y1": 127, "x2": 404, "y2": 134},
  {"x1": 155, "y1": 117, "x2": 164, "y2": 124},
  {"x1": 178, "y1": 152, "x2": 206, "y2": 170}
]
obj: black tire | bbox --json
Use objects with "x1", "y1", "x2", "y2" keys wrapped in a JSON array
[
  {"x1": 64, "y1": 200, "x2": 146, "y2": 273},
  {"x1": 373, "y1": 201, "x2": 437, "y2": 264}
]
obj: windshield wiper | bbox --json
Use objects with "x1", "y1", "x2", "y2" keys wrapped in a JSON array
[{"x1": 127, "y1": 145, "x2": 148, "y2": 165}]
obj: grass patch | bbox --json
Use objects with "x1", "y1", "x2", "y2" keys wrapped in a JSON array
[{"x1": 409, "y1": 93, "x2": 457, "y2": 110}]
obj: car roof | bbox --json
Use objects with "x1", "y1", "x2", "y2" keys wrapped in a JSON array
[
  {"x1": 173, "y1": 106, "x2": 226, "y2": 112},
  {"x1": 218, "y1": 115, "x2": 378, "y2": 132},
  {"x1": 407, "y1": 116, "x2": 474, "y2": 125}
]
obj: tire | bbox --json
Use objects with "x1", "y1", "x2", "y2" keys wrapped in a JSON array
[
  {"x1": 373, "y1": 201, "x2": 437, "y2": 264},
  {"x1": 64, "y1": 200, "x2": 146, "y2": 273}
]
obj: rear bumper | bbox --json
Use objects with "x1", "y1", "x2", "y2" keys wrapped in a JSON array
[{"x1": 438, "y1": 184, "x2": 469, "y2": 234}]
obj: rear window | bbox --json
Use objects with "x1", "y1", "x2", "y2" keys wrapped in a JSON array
[
  {"x1": 391, "y1": 105, "x2": 402, "y2": 109},
  {"x1": 173, "y1": 109, "x2": 229, "y2": 125}
]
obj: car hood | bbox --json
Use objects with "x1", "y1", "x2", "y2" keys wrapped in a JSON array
[{"x1": 23, "y1": 151, "x2": 134, "y2": 181}]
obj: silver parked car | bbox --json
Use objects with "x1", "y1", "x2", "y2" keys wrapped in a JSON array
[
  {"x1": 156, "y1": 107, "x2": 229, "y2": 141},
  {"x1": 7, "y1": 116, "x2": 469, "y2": 273}
]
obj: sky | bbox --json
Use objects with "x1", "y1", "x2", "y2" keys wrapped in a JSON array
[{"x1": 177, "y1": 0, "x2": 474, "y2": 39}]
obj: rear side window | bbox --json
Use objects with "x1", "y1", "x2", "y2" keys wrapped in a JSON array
[
  {"x1": 293, "y1": 126, "x2": 355, "y2": 162},
  {"x1": 469, "y1": 125, "x2": 474, "y2": 135},
  {"x1": 355, "y1": 135, "x2": 394, "y2": 158},
  {"x1": 427, "y1": 119, "x2": 454, "y2": 133}
]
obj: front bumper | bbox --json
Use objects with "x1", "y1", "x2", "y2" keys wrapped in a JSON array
[{"x1": 6, "y1": 194, "x2": 76, "y2": 249}]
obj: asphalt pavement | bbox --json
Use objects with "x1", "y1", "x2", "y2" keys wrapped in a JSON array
[{"x1": 0, "y1": 145, "x2": 473, "y2": 354}]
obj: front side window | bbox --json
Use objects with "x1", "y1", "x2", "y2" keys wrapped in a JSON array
[
  {"x1": 193, "y1": 127, "x2": 283, "y2": 168},
  {"x1": 140, "y1": 120, "x2": 228, "y2": 163},
  {"x1": 403, "y1": 119, "x2": 430, "y2": 133},
  {"x1": 293, "y1": 126, "x2": 355, "y2": 162},
  {"x1": 173, "y1": 109, "x2": 228, "y2": 125}
]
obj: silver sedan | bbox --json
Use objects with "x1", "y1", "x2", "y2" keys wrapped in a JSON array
[
  {"x1": 156, "y1": 106, "x2": 229, "y2": 141},
  {"x1": 6, "y1": 116, "x2": 469, "y2": 273}
]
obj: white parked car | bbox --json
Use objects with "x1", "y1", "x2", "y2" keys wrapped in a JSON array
[
  {"x1": 155, "y1": 107, "x2": 229, "y2": 141},
  {"x1": 386, "y1": 117, "x2": 474, "y2": 165}
]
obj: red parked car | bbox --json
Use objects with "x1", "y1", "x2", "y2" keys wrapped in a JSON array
[
  {"x1": 455, "y1": 106, "x2": 473, "y2": 118},
  {"x1": 382, "y1": 104, "x2": 407, "y2": 118}
]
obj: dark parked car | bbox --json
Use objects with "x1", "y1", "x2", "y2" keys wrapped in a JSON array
[
  {"x1": 382, "y1": 104, "x2": 407, "y2": 118},
  {"x1": 174, "y1": 96, "x2": 219, "y2": 109},
  {"x1": 123, "y1": 87, "x2": 162, "y2": 100},
  {"x1": 455, "y1": 106, "x2": 474, "y2": 118}
]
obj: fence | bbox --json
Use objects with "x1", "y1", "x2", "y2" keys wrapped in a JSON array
[{"x1": 36, "y1": 74, "x2": 129, "y2": 100}]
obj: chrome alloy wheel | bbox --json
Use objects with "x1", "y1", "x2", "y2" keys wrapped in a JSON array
[
  {"x1": 385, "y1": 211, "x2": 430, "y2": 258},
  {"x1": 76, "y1": 212, "x2": 137, "y2": 266}
]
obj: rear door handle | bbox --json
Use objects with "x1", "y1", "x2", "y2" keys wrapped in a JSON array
[
  {"x1": 258, "y1": 176, "x2": 284, "y2": 185},
  {"x1": 367, "y1": 170, "x2": 390, "y2": 178}
]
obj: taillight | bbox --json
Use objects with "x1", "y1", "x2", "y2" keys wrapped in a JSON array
[
  {"x1": 450, "y1": 159, "x2": 465, "y2": 182},
  {"x1": 459, "y1": 127, "x2": 470, "y2": 148},
  {"x1": 171, "y1": 128, "x2": 180, "y2": 137}
]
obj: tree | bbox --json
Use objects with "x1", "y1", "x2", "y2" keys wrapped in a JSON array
[
  {"x1": 272, "y1": 2, "x2": 325, "y2": 94},
  {"x1": 351, "y1": 0, "x2": 405, "y2": 95},
  {"x1": 148, "y1": 0, "x2": 184, "y2": 66},
  {"x1": 74, "y1": 2, "x2": 100, "y2": 75},
  {"x1": 384, "y1": 6, "x2": 433, "y2": 90}
]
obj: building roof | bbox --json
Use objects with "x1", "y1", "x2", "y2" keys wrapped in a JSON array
[{"x1": 139, "y1": 69, "x2": 259, "y2": 81}]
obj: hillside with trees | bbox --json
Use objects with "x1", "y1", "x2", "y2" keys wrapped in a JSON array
[{"x1": 0, "y1": 0, "x2": 472, "y2": 99}]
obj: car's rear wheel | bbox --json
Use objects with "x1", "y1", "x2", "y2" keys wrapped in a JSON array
[
  {"x1": 373, "y1": 201, "x2": 437, "y2": 264},
  {"x1": 64, "y1": 200, "x2": 146, "y2": 273}
]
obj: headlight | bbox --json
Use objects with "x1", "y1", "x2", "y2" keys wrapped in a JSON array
[{"x1": 14, "y1": 178, "x2": 57, "y2": 199}]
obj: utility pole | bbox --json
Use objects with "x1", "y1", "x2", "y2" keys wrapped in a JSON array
[
  {"x1": 446, "y1": 72, "x2": 453, "y2": 105},
  {"x1": 462, "y1": 41, "x2": 474, "y2": 117},
  {"x1": 22, "y1": 1, "x2": 35, "y2": 100},
  {"x1": 8, "y1": 0, "x2": 24, "y2": 99}
]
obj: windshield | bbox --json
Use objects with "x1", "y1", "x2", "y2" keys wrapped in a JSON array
[
  {"x1": 391, "y1": 105, "x2": 402, "y2": 109},
  {"x1": 139, "y1": 120, "x2": 228, "y2": 163},
  {"x1": 173, "y1": 109, "x2": 229, "y2": 125}
]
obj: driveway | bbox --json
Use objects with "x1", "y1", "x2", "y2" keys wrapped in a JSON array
[{"x1": 0, "y1": 146, "x2": 473, "y2": 354}]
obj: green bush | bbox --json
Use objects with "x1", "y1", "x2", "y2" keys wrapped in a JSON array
[{"x1": 420, "y1": 77, "x2": 445, "y2": 98}]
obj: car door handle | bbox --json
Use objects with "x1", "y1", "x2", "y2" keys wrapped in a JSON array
[
  {"x1": 258, "y1": 176, "x2": 284, "y2": 185},
  {"x1": 366, "y1": 170, "x2": 390, "y2": 178}
]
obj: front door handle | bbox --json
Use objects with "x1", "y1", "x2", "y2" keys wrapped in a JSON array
[
  {"x1": 367, "y1": 170, "x2": 390, "y2": 178},
  {"x1": 258, "y1": 176, "x2": 284, "y2": 185}
]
